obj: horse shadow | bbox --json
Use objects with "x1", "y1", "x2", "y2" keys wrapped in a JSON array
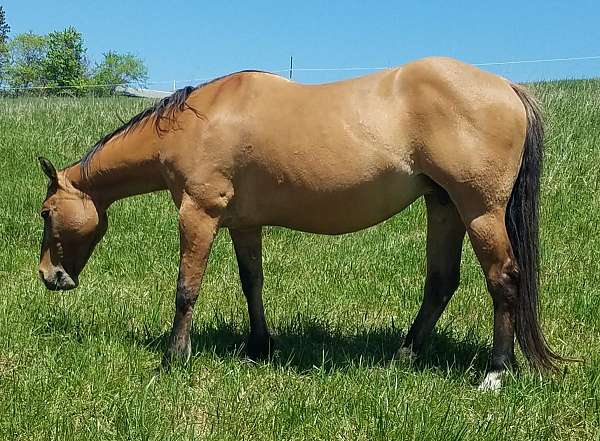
[
  {"x1": 36, "y1": 304, "x2": 491, "y2": 377},
  {"x1": 136, "y1": 316, "x2": 491, "y2": 376}
]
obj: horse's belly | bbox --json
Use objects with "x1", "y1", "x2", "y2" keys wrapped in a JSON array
[{"x1": 230, "y1": 168, "x2": 430, "y2": 234}]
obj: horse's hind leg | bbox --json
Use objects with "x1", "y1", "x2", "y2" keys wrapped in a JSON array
[
  {"x1": 400, "y1": 190, "x2": 465, "y2": 356},
  {"x1": 229, "y1": 227, "x2": 273, "y2": 359},
  {"x1": 420, "y1": 186, "x2": 519, "y2": 390},
  {"x1": 465, "y1": 210, "x2": 519, "y2": 390}
]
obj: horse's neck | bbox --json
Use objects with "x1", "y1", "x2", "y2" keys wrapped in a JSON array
[{"x1": 66, "y1": 128, "x2": 167, "y2": 207}]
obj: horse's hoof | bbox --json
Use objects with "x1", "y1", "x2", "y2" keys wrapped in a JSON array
[
  {"x1": 478, "y1": 371, "x2": 503, "y2": 392},
  {"x1": 246, "y1": 334, "x2": 275, "y2": 360},
  {"x1": 395, "y1": 346, "x2": 417, "y2": 362},
  {"x1": 162, "y1": 340, "x2": 191, "y2": 368}
]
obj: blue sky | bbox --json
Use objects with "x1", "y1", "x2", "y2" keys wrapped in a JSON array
[{"x1": 4, "y1": 0, "x2": 600, "y2": 89}]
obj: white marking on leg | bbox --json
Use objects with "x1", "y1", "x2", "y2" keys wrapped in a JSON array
[{"x1": 478, "y1": 371, "x2": 503, "y2": 391}]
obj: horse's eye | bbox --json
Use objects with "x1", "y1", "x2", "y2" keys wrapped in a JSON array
[{"x1": 40, "y1": 209, "x2": 50, "y2": 220}]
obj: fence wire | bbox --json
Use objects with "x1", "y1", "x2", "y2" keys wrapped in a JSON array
[{"x1": 2, "y1": 54, "x2": 600, "y2": 93}]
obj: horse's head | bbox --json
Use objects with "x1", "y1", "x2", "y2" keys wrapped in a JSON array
[{"x1": 37, "y1": 157, "x2": 107, "y2": 291}]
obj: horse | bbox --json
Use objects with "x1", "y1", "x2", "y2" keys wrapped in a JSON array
[{"x1": 37, "y1": 56, "x2": 565, "y2": 390}]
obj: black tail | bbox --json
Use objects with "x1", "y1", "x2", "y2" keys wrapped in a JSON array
[{"x1": 507, "y1": 83, "x2": 565, "y2": 372}]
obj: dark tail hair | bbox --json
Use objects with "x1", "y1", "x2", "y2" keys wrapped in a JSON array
[{"x1": 507, "y1": 83, "x2": 566, "y2": 372}]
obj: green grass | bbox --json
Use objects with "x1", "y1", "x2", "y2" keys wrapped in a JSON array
[{"x1": 0, "y1": 80, "x2": 599, "y2": 440}]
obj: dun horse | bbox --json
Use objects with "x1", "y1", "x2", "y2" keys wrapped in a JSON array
[{"x1": 38, "y1": 57, "x2": 564, "y2": 390}]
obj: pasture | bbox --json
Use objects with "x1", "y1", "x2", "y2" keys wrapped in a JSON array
[{"x1": 0, "y1": 79, "x2": 599, "y2": 440}]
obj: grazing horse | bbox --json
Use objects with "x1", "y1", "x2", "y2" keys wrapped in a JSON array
[{"x1": 37, "y1": 57, "x2": 564, "y2": 390}]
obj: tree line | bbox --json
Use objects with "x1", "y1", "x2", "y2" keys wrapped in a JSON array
[{"x1": 0, "y1": 7, "x2": 148, "y2": 96}]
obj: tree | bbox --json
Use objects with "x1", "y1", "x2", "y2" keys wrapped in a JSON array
[
  {"x1": 4, "y1": 32, "x2": 47, "y2": 89},
  {"x1": 0, "y1": 6, "x2": 10, "y2": 83},
  {"x1": 42, "y1": 26, "x2": 87, "y2": 94},
  {"x1": 0, "y1": 7, "x2": 8, "y2": 42},
  {"x1": 91, "y1": 51, "x2": 148, "y2": 95},
  {"x1": 3, "y1": 24, "x2": 149, "y2": 95}
]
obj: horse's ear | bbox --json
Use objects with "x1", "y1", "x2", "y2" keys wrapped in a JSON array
[{"x1": 38, "y1": 156, "x2": 58, "y2": 182}]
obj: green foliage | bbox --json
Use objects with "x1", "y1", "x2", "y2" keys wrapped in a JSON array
[
  {"x1": 2, "y1": 25, "x2": 148, "y2": 95},
  {"x1": 0, "y1": 6, "x2": 10, "y2": 83},
  {"x1": 91, "y1": 51, "x2": 148, "y2": 96},
  {"x1": 0, "y1": 80, "x2": 599, "y2": 439},
  {"x1": 3, "y1": 32, "x2": 47, "y2": 89},
  {"x1": 42, "y1": 26, "x2": 87, "y2": 95}
]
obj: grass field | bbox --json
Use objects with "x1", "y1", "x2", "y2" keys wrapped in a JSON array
[{"x1": 0, "y1": 79, "x2": 599, "y2": 440}]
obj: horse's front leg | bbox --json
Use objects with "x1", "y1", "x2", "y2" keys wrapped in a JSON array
[
  {"x1": 163, "y1": 194, "x2": 219, "y2": 366},
  {"x1": 229, "y1": 227, "x2": 274, "y2": 359}
]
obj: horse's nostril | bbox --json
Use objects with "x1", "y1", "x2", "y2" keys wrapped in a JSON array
[{"x1": 55, "y1": 270, "x2": 64, "y2": 281}]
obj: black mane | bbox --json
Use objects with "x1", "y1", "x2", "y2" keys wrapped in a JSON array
[{"x1": 80, "y1": 85, "x2": 199, "y2": 178}]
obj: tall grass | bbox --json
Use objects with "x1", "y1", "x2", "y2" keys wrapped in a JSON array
[{"x1": 0, "y1": 81, "x2": 599, "y2": 440}]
